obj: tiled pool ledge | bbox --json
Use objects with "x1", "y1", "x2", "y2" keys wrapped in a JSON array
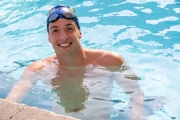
[{"x1": 0, "y1": 99, "x2": 79, "y2": 120}]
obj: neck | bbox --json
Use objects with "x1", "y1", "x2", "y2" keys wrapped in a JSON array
[{"x1": 56, "y1": 48, "x2": 87, "y2": 67}]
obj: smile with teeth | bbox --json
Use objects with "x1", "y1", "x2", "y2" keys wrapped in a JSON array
[{"x1": 58, "y1": 42, "x2": 72, "y2": 47}]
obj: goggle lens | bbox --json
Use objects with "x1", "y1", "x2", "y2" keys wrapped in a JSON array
[
  {"x1": 48, "y1": 14, "x2": 59, "y2": 23},
  {"x1": 48, "y1": 12, "x2": 74, "y2": 23},
  {"x1": 63, "y1": 12, "x2": 73, "y2": 18}
]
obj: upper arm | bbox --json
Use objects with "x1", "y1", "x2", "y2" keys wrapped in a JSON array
[
  {"x1": 120, "y1": 60, "x2": 139, "y2": 80},
  {"x1": 6, "y1": 60, "x2": 46, "y2": 102},
  {"x1": 113, "y1": 60, "x2": 141, "y2": 92},
  {"x1": 27, "y1": 60, "x2": 46, "y2": 71},
  {"x1": 110, "y1": 52, "x2": 124, "y2": 66},
  {"x1": 98, "y1": 51, "x2": 124, "y2": 66},
  {"x1": 21, "y1": 60, "x2": 46, "y2": 84}
]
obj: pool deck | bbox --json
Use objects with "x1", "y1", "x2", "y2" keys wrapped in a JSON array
[{"x1": 0, "y1": 98, "x2": 79, "y2": 120}]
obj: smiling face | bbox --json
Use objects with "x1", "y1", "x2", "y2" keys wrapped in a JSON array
[{"x1": 48, "y1": 19, "x2": 82, "y2": 57}]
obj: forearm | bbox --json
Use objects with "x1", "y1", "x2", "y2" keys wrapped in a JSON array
[
  {"x1": 128, "y1": 90, "x2": 145, "y2": 120},
  {"x1": 113, "y1": 61, "x2": 146, "y2": 119},
  {"x1": 6, "y1": 80, "x2": 32, "y2": 103}
]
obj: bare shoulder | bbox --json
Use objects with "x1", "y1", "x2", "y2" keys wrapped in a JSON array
[
  {"x1": 27, "y1": 55, "x2": 57, "y2": 71},
  {"x1": 85, "y1": 49, "x2": 124, "y2": 66}
]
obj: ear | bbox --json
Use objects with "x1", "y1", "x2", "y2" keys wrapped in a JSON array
[
  {"x1": 48, "y1": 35, "x2": 51, "y2": 43},
  {"x1": 79, "y1": 30, "x2": 82, "y2": 39}
]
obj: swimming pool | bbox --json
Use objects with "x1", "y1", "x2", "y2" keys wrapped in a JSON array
[{"x1": 0, "y1": 0, "x2": 180, "y2": 119}]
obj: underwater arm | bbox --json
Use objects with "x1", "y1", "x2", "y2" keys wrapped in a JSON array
[
  {"x1": 6, "y1": 61, "x2": 44, "y2": 103},
  {"x1": 113, "y1": 61, "x2": 145, "y2": 120},
  {"x1": 6, "y1": 69, "x2": 38, "y2": 103}
]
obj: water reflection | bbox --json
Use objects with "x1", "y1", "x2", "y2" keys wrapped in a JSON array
[
  {"x1": 51, "y1": 65, "x2": 89, "y2": 113},
  {"x1": 50, "y1": 64, "x2": 114, "y2": 119},
  {"x1": 39, "y1": 61, "x2": 165, "y2": 120}
]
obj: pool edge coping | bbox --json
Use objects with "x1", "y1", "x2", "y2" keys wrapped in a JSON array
[{"x1": 0, "y1": 98, "x2": 79, "y2": 120}]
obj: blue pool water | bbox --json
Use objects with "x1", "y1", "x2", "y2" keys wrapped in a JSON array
[{"x1": 0, "y1": 0, "x2": 180, "y2": 120}]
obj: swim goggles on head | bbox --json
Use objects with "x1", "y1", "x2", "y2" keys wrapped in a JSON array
[{"x1": 47, "y1": 5, "x2": 80, "y2": 31}]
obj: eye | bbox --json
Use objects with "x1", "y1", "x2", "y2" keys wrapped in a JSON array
[
  {"x1": 66, "y1": 26, "x2": 75, "y2": 32},
  {"x1": 51, "y1": 29, "x2": 59, "y2": 34}
]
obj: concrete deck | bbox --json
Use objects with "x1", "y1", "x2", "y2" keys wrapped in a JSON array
[{"x1": 0, "y1": 98, "x2": 79, "y2": 120}]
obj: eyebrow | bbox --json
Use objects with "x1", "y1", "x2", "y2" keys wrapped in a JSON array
[
  {"x1": 50, "y1": 26, "x2": 58, "y2": 30},
  {"x1": 66, "y1": 23, "x2": 74, "y2": 26},
  {"x1": 50, "y1": 23, "x2": 75, "y2": 30}
]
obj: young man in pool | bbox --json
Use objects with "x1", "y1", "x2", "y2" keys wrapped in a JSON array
[{"x1": 6, "y1": 5, "x2": 145, "y2": 120}]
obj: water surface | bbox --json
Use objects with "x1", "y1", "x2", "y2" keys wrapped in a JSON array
[{"x1": 0, "y1": 0, "x2": 180, "y2": 120}]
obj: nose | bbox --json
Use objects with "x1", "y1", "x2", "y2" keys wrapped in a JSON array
[{"x1": 59, "y1": 30, "x2": 68, "y2": 41}]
